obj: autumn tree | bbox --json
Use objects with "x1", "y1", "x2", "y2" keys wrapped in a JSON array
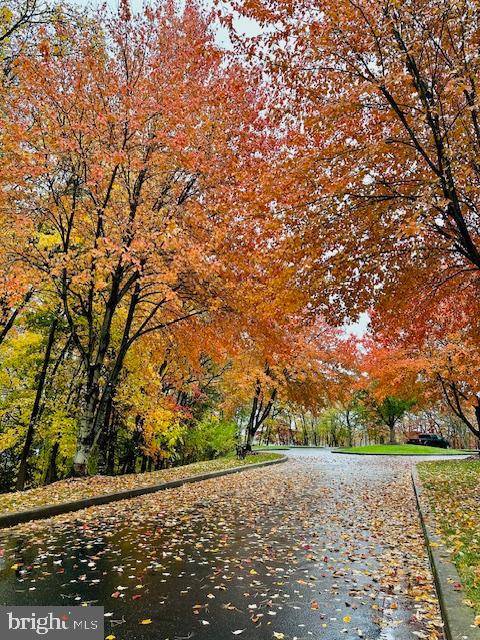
[
  {"x1": 223, "y1": 320, "x2": 352, "y2": 446},
  {"x1": 337, "y1": 395, "x2": 368, "y2": 448},
  {"x1": 372, "y1": 304, "x2": 480, "y2": 447},
  {"x1": 357, "y1": 342, "x2": 423, "y2": 444},
  {"x1": 224, "y1": 0, "x2": 480, "y2": 455},
  {"x1": 2, "y1": 0, "x2": 289, "y2": 474},
  {"x1": 230, "y1": 0, "x2": 480, "y2": 337},
  {"x1": 431, "y1": 339, "x2": 480, "y2": 446},
  {"x1": 0, "y1": 1, "x2": 44, "y2": 42},
  {"x1": 0, "y1": 1, "x2": 53, "y2": 348}
]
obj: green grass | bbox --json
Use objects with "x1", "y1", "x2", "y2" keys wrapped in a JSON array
[
  {"x1": 418, "y1": 459, "x2": 480, "y2": 612},
  {"x1": 333, "y1": 444, "x2": 471, "y2": 455}
]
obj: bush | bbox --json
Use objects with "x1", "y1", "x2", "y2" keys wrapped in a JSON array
[{"x1": 180, "y1": 415, "x2": 236, "y2": 463}]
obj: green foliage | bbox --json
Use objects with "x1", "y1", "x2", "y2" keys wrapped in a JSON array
[
  {"x1": 0, "y1": 306, "x2": 81, "y2": 490},
  {"x1": 180, "y1": 414, "x2": 236, "y2": 463},
  {"x1": 316, "y1": 408, "x2": 348, "y2": 447},
  {"x1": 36, "y1": 409, "x2": 77, "y2": 478},
  {"x1": 376, "y1": 396, "x2": 416, "y2": 425},
  {"x1": 0, "y1": 330, "x2": 41, "y2": 450}
]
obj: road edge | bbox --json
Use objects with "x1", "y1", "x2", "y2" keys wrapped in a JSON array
[
  {"x1": 0, "y1": 455, "x2": 288, "y2": 529},
  {"x1": 412, "y1": 466, "x2": 480, "y2": 640},
  {"x1": 332, "y1": 450, "x2": 468, "y2": 457}
]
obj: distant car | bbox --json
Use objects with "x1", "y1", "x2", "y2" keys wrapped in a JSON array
[{"x1": 406, "y1": 434, "x2": 450, "y2": 448}]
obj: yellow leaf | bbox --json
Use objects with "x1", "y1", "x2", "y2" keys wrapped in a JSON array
[
  {"x1": 140, "y1": 619, "x2": 152, "y2": 625},
  {"x1": 343, "y1": 615, "x2": 351, "y2": 623}
]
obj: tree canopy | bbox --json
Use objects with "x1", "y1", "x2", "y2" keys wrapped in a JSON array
[{"x1": 1, "y1": 0, "x2": 479, "y2": 492}]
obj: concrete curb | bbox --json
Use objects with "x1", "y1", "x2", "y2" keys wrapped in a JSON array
[
  {"x1": 332, "y1": 450, "x2": 469, "y2": 457},
  {"x1": 254, "y1": 444, "x2": 330, "y2": 453},
  {"x1": 0, "y1": 455, "x2": 287, "y2": 529},
  {"x1": 412, "y1": 467, "x2": 480, "y2": 640}
]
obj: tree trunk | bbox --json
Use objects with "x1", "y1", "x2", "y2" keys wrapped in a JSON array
[
  {"x1": 0, "y1": 289, "x2": 33, "y2": 347},
  {"x1": 74, "y1": 318, "x2": 136, "y2": 478},
  {"x1": 16, "y1": 317, "x2": 58, "y2": 490},
  {"x1": 388, "y1": 421, "x2": 396, "y2": 445},
  {"x1": 245, "y1": 378, "x2": 277, "y2": 447},
  {"x1": 97, "y1": 396, "x2": 114, "y2": 475},
  {"x1": 73, "y1": 388, "x2": 98, "y2": 476},
  {"x1": 475, "y1": 402, "x2": 480, "y2": 437},
  {"x1": 346, "y1": 411, "x2": 354, "y2": 447},
  {"x1": 265, "y1": 425, "x2": 271, "y2": 446},
  {"x1": 44, "y1": 441, "x2": 59, "y2": 485},
  {"x1": 72, "y1": 278, "x2": 128, "y2": 476},
  {"x1": 106, "y1": 410, "x2": 117, "y2": 476}
]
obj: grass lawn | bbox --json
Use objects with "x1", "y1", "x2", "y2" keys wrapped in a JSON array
[
  {"x1": 334, "y1": 444, "x2": 471, "y2": 455},
  {"x1": 0, "y1": 452, "x2": 283, "y2": 516},
  {"x1": 418, "y1": 459, "x2": 480, "y2": 613}
]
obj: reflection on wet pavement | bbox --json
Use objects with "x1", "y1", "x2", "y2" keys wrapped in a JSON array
[{"x1": 0, "y1": 450, "x2": 444, "y2": 639}]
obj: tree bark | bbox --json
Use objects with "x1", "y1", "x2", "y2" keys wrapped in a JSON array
[
  {"x1": 16, "y1": 317, "x2": 58, "y2": 490},
  {"x1": 388, "y1": 421, "x2": 396, "y2": 445},
  {"x1": 73, "y1": 383, "x2": 98, "y2": 476},
  {"x1": 245, "y1": 381, "x2": 277, "y2": 447},
  {"x1": 0, "y1": 289, "x2": 33, "y2": 347},
  {"x1": 105, "y1": 405, "x2": 117, "y2": 476},
  {"x1": 44, "y1": 441, "x2": 59, "y2": 485}
]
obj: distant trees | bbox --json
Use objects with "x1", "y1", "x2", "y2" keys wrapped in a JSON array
[
  {"x1": 366, "y1": 396, "x2": 416, "y2": 445},
  {"x1": 368, "y1": 332, "x2": 480, "y2": 448}
]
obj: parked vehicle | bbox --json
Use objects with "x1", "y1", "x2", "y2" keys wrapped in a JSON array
[{"x1": 406, "y1": 433, "x2": 450, "y2": 448}]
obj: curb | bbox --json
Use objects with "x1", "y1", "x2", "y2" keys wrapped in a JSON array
[
  {"x1": 412, "y1": 467, "x2": 480, "y2": 640},
  {"x1": 255, "y1": 446, "x2": 326, "y2": 451},
  {"x1": 0, "y1": 455, "x2": 287, "y2": 529},
  {"x1": 332, "y1": 450, "x2": 470, "y2": 457}
]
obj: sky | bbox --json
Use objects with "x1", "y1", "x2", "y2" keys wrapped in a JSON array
[
  {"x1": 70, "y1": 0, "x2": 262, "y2": 46},
  {"x1": 72, "y1": 0, "x2": 157, "y2": 10},
  {"x1": 71, "y1": 0, "x2": 167, "y2": 10}
]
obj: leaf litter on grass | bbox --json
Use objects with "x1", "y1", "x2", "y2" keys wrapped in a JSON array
[{"x1": 0, "y1": 454, "x2": 281, "y2": 515}]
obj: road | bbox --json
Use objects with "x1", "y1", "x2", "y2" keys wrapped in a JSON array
[{"x1": 0, "y1": 450, "x2": 445, "y2": 639}]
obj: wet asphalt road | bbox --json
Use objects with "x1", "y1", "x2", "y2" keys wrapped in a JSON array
[{"x1": 0, "y1": 450, "x2": 449, "y2": 639}]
